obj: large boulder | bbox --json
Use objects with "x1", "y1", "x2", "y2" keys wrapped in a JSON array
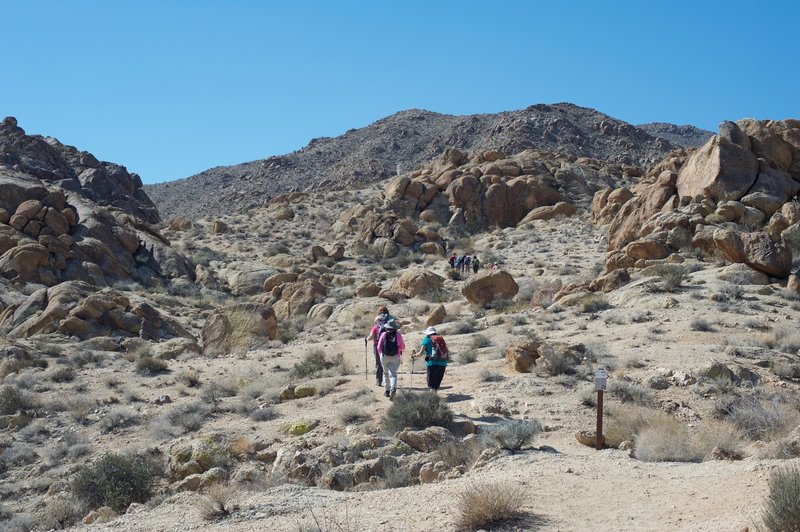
[
  {"x1": 713, "y1": 229, "x2": 792, "y2": 277},
  {"x1": 676, "y1": 136, "x2": 758, "y2": 202},
  {"x1": 505, "y1": 340, "x2": 542, "y2": 372},
  {"x1": 390, "y1": 268, "x2": 444, "y2": 300},
  {"x1": 396, "y1": 426, "x2": 456, "y2": 453},
  {"x1": 271, "y1": 279, "x2": 328, "y2": 319},
  {"x1": 461, "y1": 270, "x2": 519, "y2": 306}
]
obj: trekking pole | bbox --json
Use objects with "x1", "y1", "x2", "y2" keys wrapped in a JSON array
[
  {"x1": 364, "y1": 338, "x2": 368, "y2": 381},
  {"x1": 410, "y1": 355, "x2": 415, "y2": 390}
]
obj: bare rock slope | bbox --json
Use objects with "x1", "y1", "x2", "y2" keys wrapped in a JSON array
[{"x1": 147, "y1": 103, "x2": 708, "y2": 219}]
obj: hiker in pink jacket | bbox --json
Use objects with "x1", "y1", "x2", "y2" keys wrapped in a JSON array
[{"x1": 377, "y1": 320, "x2": 405, "y2": 400}]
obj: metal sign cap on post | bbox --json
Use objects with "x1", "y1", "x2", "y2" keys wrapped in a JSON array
[{"x1": 594, "y1": 368, "x2": 608, "y2": 391}]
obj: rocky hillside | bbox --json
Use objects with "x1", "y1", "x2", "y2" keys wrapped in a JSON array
[
  {"x1": 147, "y1": 103, "x2": 704, "y2": 220},
  {"x1": 636, "y1": 122, "x2": 714, "y2": 148}
]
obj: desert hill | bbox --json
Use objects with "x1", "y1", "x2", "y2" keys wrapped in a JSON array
[{"x1": 146, "y1": 103, "x2": 712, "y2": 220}]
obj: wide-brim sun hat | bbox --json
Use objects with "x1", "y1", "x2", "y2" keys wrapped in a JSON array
[
  {"x1": 424, "y1": 326, "x2": 437, "y2": 335},
  {"x1": 384, "y1": 320, "x2": 398, "y2": 331}
]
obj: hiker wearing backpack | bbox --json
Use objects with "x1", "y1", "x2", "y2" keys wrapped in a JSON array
[
  {"x1": 464, "y1": 255, "x2": 472, "y2": 275},
  {"x1": 377, "y1": 320, "x2": 405, "y2": 400},
  {"x1": 472, "y1": 255, "x2": 480, "y2": 274},
  {"x1": 411, "y1": 326, "x2": 448, "y2": 392},
  {"x1": 366, "y1": 306, "x2": 393, "y2": 387},
  {"x1": 448, "y1": 253, "x2": 456, "y2": 269}
]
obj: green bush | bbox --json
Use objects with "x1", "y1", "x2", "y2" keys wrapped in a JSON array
[
  {"x1": 762, "y1": 466, "x2": 800, "y2": 532},
  {"x1": 72, "y1": 453, "x2": 159, "y2": 512},
  {"x1": 384, "y1": 392, "x2": 453, "y2": 431},
  {"x1": 291, "y1": 349, "x2": 349, "y2": 379}
]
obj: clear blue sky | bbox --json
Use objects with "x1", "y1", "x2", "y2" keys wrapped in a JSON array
[{"x1": 3, "y1": 1, "x2": 798, "y2": 184}]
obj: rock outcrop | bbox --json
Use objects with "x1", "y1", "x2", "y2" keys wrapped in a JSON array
[
  {"x1": 462, "y1": 269, "x2": 519, "y2": 306},
  {"x1": 596, "y1": 118, "x2": 800, "y2": 279}
]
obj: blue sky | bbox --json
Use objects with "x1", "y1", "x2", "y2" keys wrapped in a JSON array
[{"x1": 3, "y1": 1, "x2": 798, "y2": 184}]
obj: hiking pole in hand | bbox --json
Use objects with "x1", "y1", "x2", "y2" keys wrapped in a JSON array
[
  {"x1": 364, "y1": 337, "x2": 368, "y2": 381},
  {"x1": 410, "y1": 353, "x2": 415, "y2": 390}
]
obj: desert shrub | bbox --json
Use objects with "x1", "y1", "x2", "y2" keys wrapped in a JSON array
[
  {"x1": 537, "y1": 345, "x2": 576, "y2": 376},
  {"x1": 580, "y1": 390, "x2": 597, "y2": 407},
  {"x1": 456, "y1": 481, "x2": 525, "y2": 531},
  {"x1": 337, "y1": 405, "x2": 369, "y2": 424},
  {"x1": 719, "y1": 395, "x2": 800, "y2": 441},
  {"x1": 199, "y1": 484, "x2": 239, "y2": 520},
  {"x1": 713, "y1": 284, "x2": 744, "y2": 301},
  {"x1": 478, "y1": 369, "x2": 504, "y2": 382},
  {"x1": 690, "y1": 318, "x2": 714, "y2": 332},
  {"x1": 0, "y1": 442, "x2": 38, "y2": 466},
  {"x1": 451, "y1": 318, "x2": 477, "y2": 335},
  {"x1": 458, "y1": 350, "x2": 478, "y2": 364},
  {"x1": 135, "y1": 355, "x2": 168, "y2": 375},
  {"x1": 605, "y1": 405, "x2": 670, "y2": 448},
  {"x1": 609, "y1": 380, "x2": 654, "y2": 407},
  {"x1": 435, "y1": 438, "x2": 489, "y2": 469},
  {"x1": 635, "y1": 417, "x2": 702, "y2": 462},
  {"x1": 47, "y1": 365, "x2": 76, "y2": 383},
  {"x1": 180, "y1": 369, "x2": 202, "y2": 387},
  {"x1": 579, "y1": 294, "x2": 611, "y2": 313},
  {"x1": 291, "y1": 349, "x2": 348, "y2": 379},
  {"x1": 151, "y1": 401, "x2": 210, "y2": 438},
  {"x1": 71, "y1": 453, "x2": 159, "y2": 512},
  {"x1": 762, "y1": 466, "x2": 800, "y2": 532},
  {"x1": 470, "y1": 334, "x2": 491, "y2": 349},
  {"x1": 648, "y1": 264, "x2": 687, "y2": 292},
  {"x1": 446, "y1": 269, "x2": 461, "y2": 281},
  {"x1": 249, "y1": 406, "x2": 276, "y2": 422},
  {"x1": 0, "y1": 385, "x2": 31, "y2": 415},
  {"x1": 35, "y1": 497, "x2": 83, "y2": 530},
  {"x1": 772, "y1": 360, "x2": 800, "y2": 379},
  {"x1": 484, "y1": 419, "x2": 541, "y2": 453},
  {"x1": 99, "y1": 406, "x2": 139, "y2": 433},
  {"x1": 384, "y1": 392, "x2": 453, "y2": 431}
]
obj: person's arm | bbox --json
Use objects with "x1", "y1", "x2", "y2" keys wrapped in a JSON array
[
  {"x1": 377, "y1": 332, "x2": 385, "y2": 355},
  {"x1": 397, "y1": 333, "x2": 405, "y2": 355},
  {"x1": 366, "y1": 325, "x2": 376, "y2": 342}
]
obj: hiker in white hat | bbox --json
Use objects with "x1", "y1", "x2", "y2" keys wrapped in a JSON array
[{"x1": 411, "y1": 326, "x2": 449, "y2": 392}]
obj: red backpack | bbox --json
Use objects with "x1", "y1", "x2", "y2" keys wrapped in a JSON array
[{"x1": 431, "y1": 335, "x2": 448, "y2": 360}]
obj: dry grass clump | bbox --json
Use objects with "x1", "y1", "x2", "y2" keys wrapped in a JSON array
[
  {"x1": 762, "y1": 466, "x2": 800, "y2": 532},
  {"x1": 99, "y1": 406, "x2": 139, "y2": 433},
  {"x1": 646, "y1": 263, "x2": 687, "y2": 292},
  {"x1": 608, "y1": 379, "x2": 654, "y2": 407},
  {"x1": 635, "y1": 418, "x2": 744, "y2": 462},
  {"x1": 199, "y1": 484, "x2": 239, "y2": 521},
  {"x1": 384, "y1": 392, "x2": 453, "y2": 431},
  {"x1": 536, "y1": 345, "x2": 577, "y2": 376},
  {"x1": 716, "y1": 394, "x2": 800, "y2": 441},
  {"x1": 690, "y1": 318, "x2": 714, "y2": 332},
  {"x1": 151, "y1": 401, "x2": 210, "y2": 438},
  {"x1": 337, "y1": 405, "x2": 369, "y2": 424},
  {"x1": 470, "y1": 334, "x2": 492, "y2": 349},
  {"x1": 458, "y1": 350, "x2": 478, "y2": 364},
  {"x1": 135, "y1": 355, "x2": 168, "y2": 375},
  {"x1": 456, "y1": 481, "x2": 526, "y2": 531},
  {"x1": 758, "y1": 326, "x2": 800, "y2": 354},
  {"x1": 579, "y1": 294, "x2": 611, "y2": 313},
  {"x1": 604, "y1": 405, "x2": 670, "y2": 448}
]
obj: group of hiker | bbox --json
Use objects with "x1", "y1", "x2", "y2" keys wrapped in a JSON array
[
  {"x1": 365, "y1": 306, "x2": 448, "y2": 400},
  {"x1": 449, "y1": 253, "x2": 480, "y2": 275}
]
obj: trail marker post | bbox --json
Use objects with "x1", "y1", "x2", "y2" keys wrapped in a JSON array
[{"x1": 594, "y1": 368, "x2": 608, "y2": 450}]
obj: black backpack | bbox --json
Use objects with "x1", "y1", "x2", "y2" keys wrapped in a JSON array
[{"x1": 382, "y1": 332, "x2": 399, "y2": 356}]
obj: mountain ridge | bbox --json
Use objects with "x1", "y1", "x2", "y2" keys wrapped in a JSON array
[{"x1": 146, "y1": 103, "x2": 712, "y2": 219}]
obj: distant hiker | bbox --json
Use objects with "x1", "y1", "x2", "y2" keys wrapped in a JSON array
[
  {"x1": 448, "y1": 253, "x2": 456, "y2": 269},
  {"x1": 464, "y1": 255, "x2": 472, "y2": 274},
  {"x1": 491, "y1": 262, "x2": 498, "y2": 270},
  {"x1": 366, "y1": 305, "x2": 393, "y2": 387},
  {"x1": 455, "y1": 255, "x2": 465, "y2": 273},
  {"x1": 377, "y1": 320, "x2": 405, "y2": 400},
  {"x1": 411, "y1": 326, "x2": 449, "y2": 393},
  {"x1": 472, "y1": 255, "x2": 480, "y2": 274}
]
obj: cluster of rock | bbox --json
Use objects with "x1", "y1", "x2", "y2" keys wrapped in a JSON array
[
  {"x1": 335, "y1": 147, "x2": 627, "y2": 257},
  {"x1": 0, "y1": 282, "x2": 192, "y2": 340},
  {"x1": 1, "y1": 117, "x2": 158, "y2": 222},
  {"x1": 0, "y1": 118, "x2": 197, "y2": 339},
  {"x1": 594, "y1": 119, "x2": 800, "y2": 282}
]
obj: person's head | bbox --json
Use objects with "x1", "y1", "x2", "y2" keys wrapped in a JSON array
[
  {"x1": 378, "y1": 305, "x2": 388, "y2": 315},
  {"x1": 424, "y1": 326, "x2": 437, "y2": 336},
  {"x1": 384, "y1": 320, "x2": 398, "y2": 332}
]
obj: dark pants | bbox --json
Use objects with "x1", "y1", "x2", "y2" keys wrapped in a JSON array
[
  {"x1": 427, "y1": 365, "x2": 446, "y2": 390},
  {"x1": 373, "y1": 344, "x2": 383, "y2": 384}
]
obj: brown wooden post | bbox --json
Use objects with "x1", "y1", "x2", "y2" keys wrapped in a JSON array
[{"x1": 596, "y1": 389, "x2": 604, "y2": 450}]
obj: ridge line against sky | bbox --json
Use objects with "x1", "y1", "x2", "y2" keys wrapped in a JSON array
[{"x1": 3, "y1": 0, "x2": 798, "y2": 184}]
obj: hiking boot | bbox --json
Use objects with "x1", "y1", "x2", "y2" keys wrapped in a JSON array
[
  {"x1": 389, "y1": 388, "x2": 396, "y2": 400},
  {"x1": 384, "y1": 390, "x2": 390, "y2": 397},
  {"x1": 376, "y1": 380, "x2": 382, "y2": 387}
]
